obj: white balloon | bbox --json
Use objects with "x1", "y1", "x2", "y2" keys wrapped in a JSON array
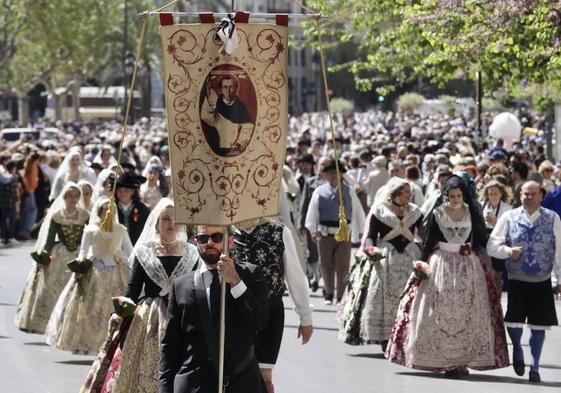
[{"x1": 489, "y1": 112, "x2": 521, "y2": 149}]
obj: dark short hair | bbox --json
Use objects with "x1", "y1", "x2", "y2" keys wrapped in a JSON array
[
  {"x1": 511, "y1": 162, "x2": 529, "y2": 179},
  {"x1": 405, "y1": 165, "x2": 420, "y2": 180},
  {"x1": 220, "y1": 76, "x2": 238, "y2": 89}
]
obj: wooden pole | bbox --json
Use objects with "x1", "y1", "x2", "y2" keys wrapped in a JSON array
[{"x1": 218, "y1": 225, "x2": 229, "y2": 393}]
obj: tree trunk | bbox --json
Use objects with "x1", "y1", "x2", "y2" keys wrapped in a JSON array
[
  {"x1": 17, "y1": 94, "x2": 29, "y2": 126},
  {"x1": 54, "y1": 92, "x2": 63, "y2": 122},
  {"x1": 141, "y1": 66, "x2": 152, "y2": 117},
  {"x1": 71, "y1": 81, "x2": 81, "y2": 121}
]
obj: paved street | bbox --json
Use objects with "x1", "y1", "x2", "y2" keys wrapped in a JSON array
[{"x1": 1, "y1": 241, "x2": 560, "y2": 393}]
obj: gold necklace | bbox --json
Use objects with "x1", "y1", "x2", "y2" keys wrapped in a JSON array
[{"x1": 159, "y1": 238, "x2": 178, "y2": 254}]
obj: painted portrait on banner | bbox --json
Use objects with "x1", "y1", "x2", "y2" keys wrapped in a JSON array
[
  {"x1": 160, "y1": 19, "x2": 288, "y2": 225},
  {"x1": 199, "y1": 65, "x2": 257, "y2": 157}
]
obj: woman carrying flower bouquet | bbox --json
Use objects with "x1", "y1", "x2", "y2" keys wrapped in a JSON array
[
  {"x1": 16, "y1": 182, "x2": 89, "y2": 334},
  {"x1": 386, "y1": 176, "x2": 509, "y2": 377},
  {"x1": 81, "y1": 198, "x2": 199, "y2": 393},
  {"x1": 45, "y1": 196, "x2": 133, "y2": 354},
  {"x1": 339, "y1": 178, "x2": 422, "y2": 353}
]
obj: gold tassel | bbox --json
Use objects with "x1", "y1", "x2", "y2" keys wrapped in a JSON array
[
  {"x1": 334, "y1": 205, "x2": 349, "y2": 242},
  {"x1": 99, "y1": 201, "x2": 116, "y2": 232}
]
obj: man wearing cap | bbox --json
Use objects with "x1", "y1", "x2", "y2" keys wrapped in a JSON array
[
  {"x1": 116, "y1": 172, "x2": 151, "y2": 245},
  {"x1": 424, "y1": 164, "x2": 452, "y2": 202},
  {"x1": 295, "y1": 154, "x2": 315, "y2": 192},
  {"x1": 305, "y1": 158, "x2": 365, "y2": 305},
  {"x1": 366, "y1": 156, "x2": 389, "y2": 207}
]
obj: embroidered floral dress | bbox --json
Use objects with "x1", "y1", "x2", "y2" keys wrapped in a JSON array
[
  {"x1": 81, "y1": 243, "x2": 198, "y2": 393},
  {"x1": 45, "y1": 223, "x2": 133, "y2": 354},
  {"x1": 386, "y1": 205, "x2": 509, "y2": 371},
  {"x1": 16, "y1": 209, "x2": 89, "y2": 334},
  {"x1": 339, "y1": 203, "x2": 422, "y2": 345}
]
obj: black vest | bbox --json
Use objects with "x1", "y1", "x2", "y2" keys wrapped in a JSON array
[{"x1": 232, "y1": 222, "x2": 286, "y2": 305}]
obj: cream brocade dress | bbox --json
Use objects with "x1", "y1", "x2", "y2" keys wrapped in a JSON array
[
  {"x1": 16, "y1": 210, "x2": 89, "y2": 334},
  {"x1": 386, "y1": 206, "x2": 509, "y2": 371},
  {"x1": 45, "y1": 223, "x2": 132, "y2": 354}
]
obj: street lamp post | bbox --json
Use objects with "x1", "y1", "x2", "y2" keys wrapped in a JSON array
[
  {"x1": 123, "y1": 0, "x2": 129, "y2": 122},
  {"x1": 124, "y1": 51, "x2": 135, "y2": 122}
]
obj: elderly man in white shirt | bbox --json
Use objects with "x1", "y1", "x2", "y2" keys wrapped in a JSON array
[{"x1": 487, "y1": 181, "x2": 561, "y2": 383}]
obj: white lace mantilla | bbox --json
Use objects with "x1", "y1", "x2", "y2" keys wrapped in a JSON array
[
  {"x1": 135, "y1": 242, "x2": 199, "y2": 297},
  {"x1": 373, "y1": 203, "x2": 422, "y2": 243},
  {"x1": 433, "y1": 204, "x2": 471, "y2": 244}
]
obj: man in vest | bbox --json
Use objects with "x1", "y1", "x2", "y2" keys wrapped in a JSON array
[
  {"x1": 488, "y1": 180, "x2": 561, "y2": 383},
  {"x1": 305, "y1": 158, "x2": 365, "y2": 305},
  {"x1": 231, "y1": 218, "x2": 313, "y2": 393}
]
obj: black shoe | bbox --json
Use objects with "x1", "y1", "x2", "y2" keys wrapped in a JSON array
[
  {"x1": 529, "y1": 370, "x2": 541, "y2": 383},
  {"x1": 381, "y1": 341, "x2": 388, "y2": 353},
  {"x1": 444, "y1": 369, "x2": 460, "y2": 379},
  {"x1": 311, "y1": 281, "x2": 319, "y2": 293},
  {"x1": 513, "y1": 360, "x2": 525, "y2": 376}
]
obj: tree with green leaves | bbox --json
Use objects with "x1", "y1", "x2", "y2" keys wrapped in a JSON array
[
  {"x1": 307, "y1": 0, "x2": 561, "y2": 104},
  {"x1": 6, "y1": 0, "x2": 121, "y2": 121}
]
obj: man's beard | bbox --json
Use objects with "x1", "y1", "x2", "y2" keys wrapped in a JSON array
[{"x1": 200, "y1": 247, "x2": 221, "y2": 265}]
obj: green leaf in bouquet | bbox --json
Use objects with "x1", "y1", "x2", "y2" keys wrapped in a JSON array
[
  {"x1": 31, "y1": 251, "x2": 51, "y2": 266},
  {"x1": 112, "y1": 297, "x2": 137, "y2": 318},
  {"x1": 67, "y1": 258, "x2": 93, "y2": 274}
]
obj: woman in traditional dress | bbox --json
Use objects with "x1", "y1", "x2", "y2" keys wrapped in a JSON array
[
  {"x1": 479, "y1": 179, "x2": 512, "y2": 291},
  {"x1": 139, "y1": 163, "x2": 164, "y2": 210},
  {"x1": 93, "y1": 145, "x2": 117, "y2": 170},
  {"x1": 45, "y1": 196, "x2": 133, "y2": 354},
  {"x1": 50, "y1": 147, "x2": 97, "y2": 201},
  {"x1": 82, "y1": 198, "x2": 198, "y2": 393},
  {"x1": 95, "y1": 169, "x2": 117, "y2": 200},
  {"x1": 339, "y1": 178, "x2": 422, "y2": 352},
  {"x1": 386, "y1": 176, "x2": 509, "y2": 377},
  {"x1": 79, "y1": 179, "x2": 98, "y2": 212},
  {"x1": 15, "y1": 182, "x2": 89, "y2": 334}
]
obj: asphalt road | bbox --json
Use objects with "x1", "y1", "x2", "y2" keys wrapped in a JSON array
[{"x1": 1, "y1": 241, "x2": 560, "y2": 393}]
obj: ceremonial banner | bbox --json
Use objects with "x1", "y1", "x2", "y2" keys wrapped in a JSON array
[{"x1": 160, "y1": 15, "x2": 288, "y2": 225}]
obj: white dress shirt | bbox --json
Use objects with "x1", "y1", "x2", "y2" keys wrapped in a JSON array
[
  {"x1": 198, "y1": 259, "x2": 247, "y2": 311},
  {"x1": 487, "y1": 207, "x2": 561, "y2": 282},
  {"x1": 282, "y1": 227, "x2": 313, "y2": 326}
]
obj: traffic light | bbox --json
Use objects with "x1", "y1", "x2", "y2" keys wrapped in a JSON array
[{"x1": 378, "y1": 95, "x2": 385, "y2": 102}]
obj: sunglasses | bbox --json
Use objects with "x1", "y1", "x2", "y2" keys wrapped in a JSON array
[{"x1": 195, "y1": 232, "x2": 224, "y2": 244}]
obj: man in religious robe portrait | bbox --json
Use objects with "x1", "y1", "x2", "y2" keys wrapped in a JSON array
[{"x1": 201, "y1": 76, "x2": 255, "y2": 156}]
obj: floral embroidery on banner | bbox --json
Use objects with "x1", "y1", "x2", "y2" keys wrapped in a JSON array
[{"x1": 161, "y1": 24, "x2": 288, "y2": 224}]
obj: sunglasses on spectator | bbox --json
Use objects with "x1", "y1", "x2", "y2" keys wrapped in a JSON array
[{"x1": 195, "y1": 232, "x2": 224, "y2": 244}]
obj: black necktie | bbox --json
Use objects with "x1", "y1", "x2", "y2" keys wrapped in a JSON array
[{"x1": 209, "y1": 269, "x2": 220, "y2": 327}]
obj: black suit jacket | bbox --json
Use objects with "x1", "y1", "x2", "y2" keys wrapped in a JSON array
[
  {"x1": 299, "y1": 175, "x2": 324, "y2": 230},
  {"x1": 159, "y1": 261, "x2": 269, "y2": 393},
  {"x1": 117, "y1": 200, "x2": 150, "y2": 245}
]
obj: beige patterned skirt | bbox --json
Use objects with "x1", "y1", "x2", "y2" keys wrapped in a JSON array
[
  {"x1": 15, "y1": 244, "x2": 75, "y2": 334},
  {"x1": 45, "y1": 262, "x2": 131, "y2": 354},
  {"x1": 110, "y1": 298, "x2": 166, "y2": 393}
]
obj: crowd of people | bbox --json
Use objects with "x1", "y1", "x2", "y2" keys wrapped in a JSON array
[{"x1": 2, "y1": 106, "x2": 561, "y2": 391}]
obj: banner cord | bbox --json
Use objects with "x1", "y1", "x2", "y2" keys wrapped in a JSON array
[
  {"x1": 100, "y1": 0, "x2": 178, "y2": 231},
  {"x1": 291, "y1": 0, "x2": 349, "y2": 241}
]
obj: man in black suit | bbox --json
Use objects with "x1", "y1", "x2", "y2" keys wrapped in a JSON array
[
  {"x1": 159, "y1": 225, "x2": 269, "y2": 393},
  {"x1": 298, "y1": 156, "x2": 329, "y2": 292}
]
